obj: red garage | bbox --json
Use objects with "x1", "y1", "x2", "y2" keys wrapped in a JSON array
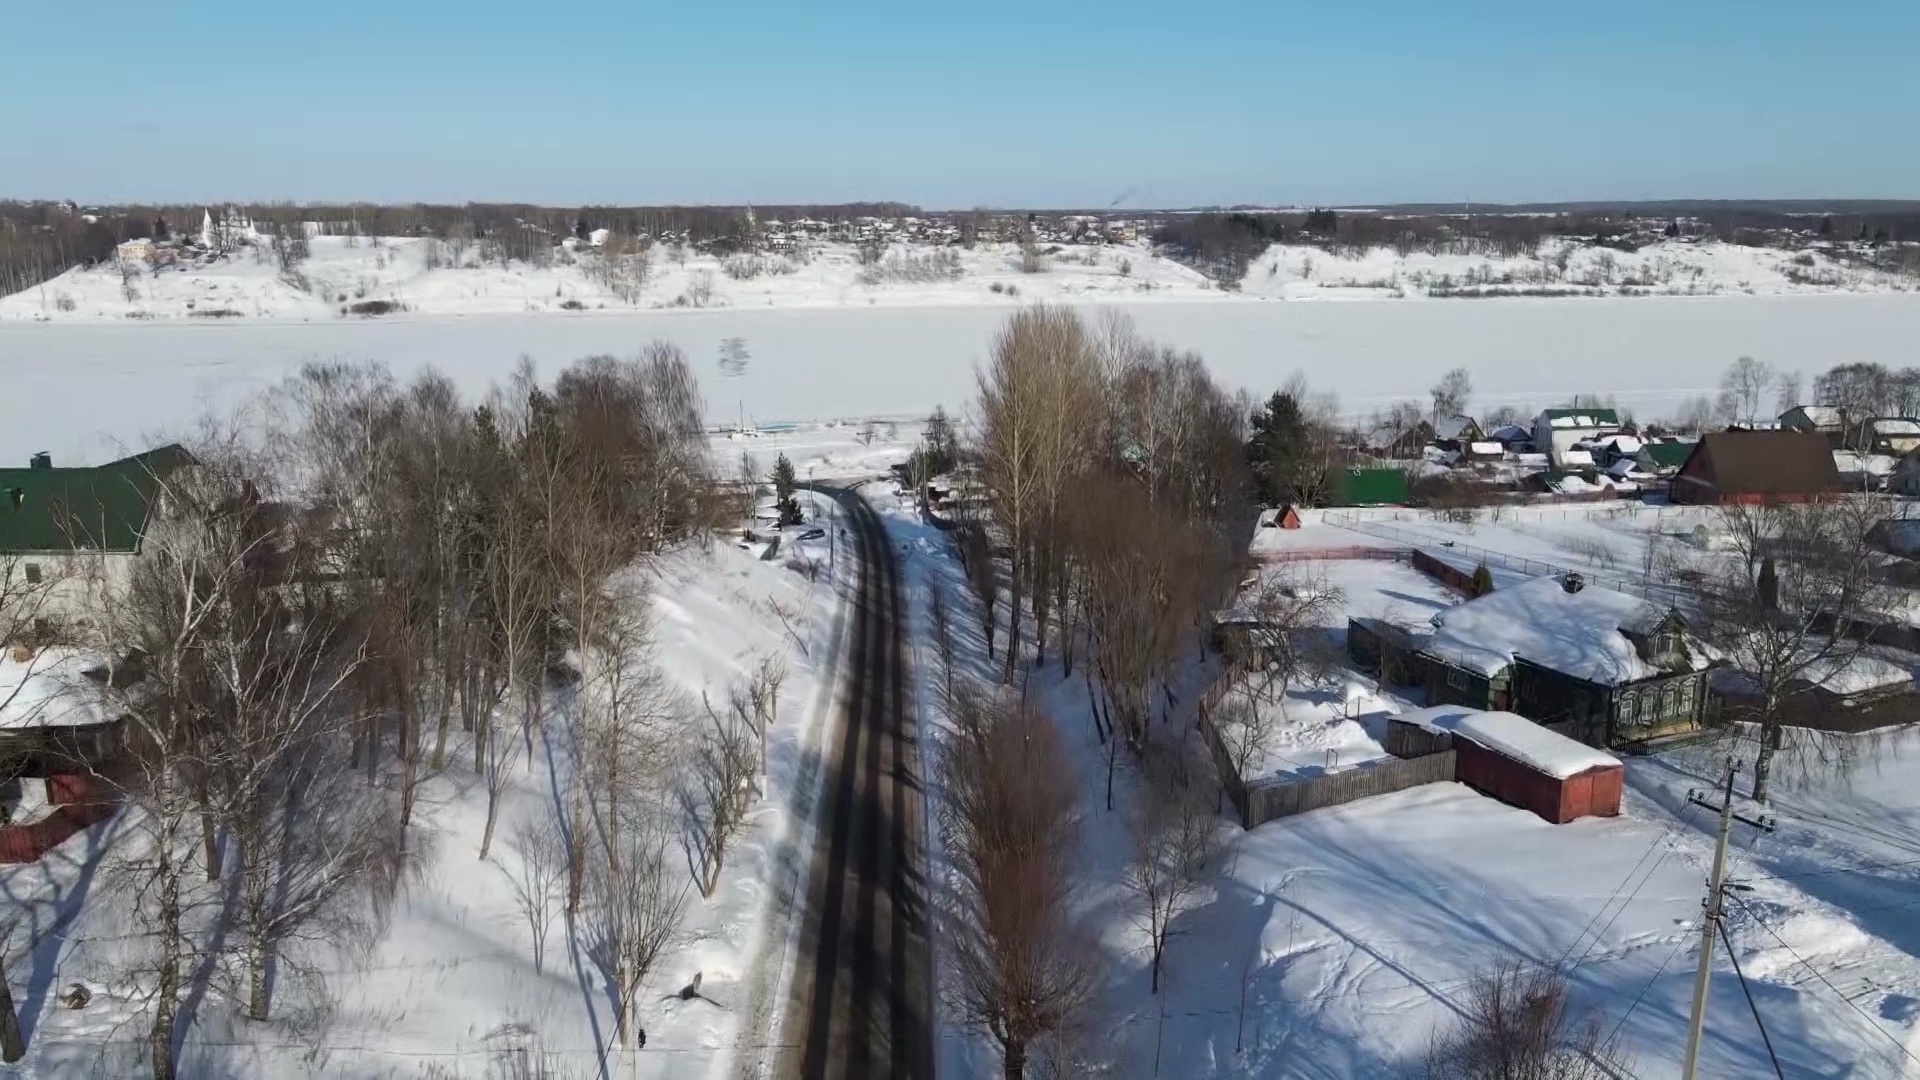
[{"x1": 1390, "y1": 708, "x2": 1622, "y2": 824}]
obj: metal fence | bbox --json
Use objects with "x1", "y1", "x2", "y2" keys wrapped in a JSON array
[{"x1": 1320, "y1": 509, "x2": 1685, "y2": 602}]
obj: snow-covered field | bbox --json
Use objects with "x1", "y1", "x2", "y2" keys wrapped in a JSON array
[
  {"x1": 4, "y1": 236, "x2": 1913, "y2": 326},
  {"x1": 7, "y1": 295, "x2": 1920, "y2": 467}
]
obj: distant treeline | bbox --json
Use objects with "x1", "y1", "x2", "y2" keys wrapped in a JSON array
[
  {"x1": 1149, "y1": 206, "x2": 1920, "y2": 282},
  {"x1": 6, "y1": 197, "x2": 1920, "y2": 296}
]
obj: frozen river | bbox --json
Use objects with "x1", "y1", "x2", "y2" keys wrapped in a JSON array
[{"x1": 3, "y1": 294, "x2": 1917, "y2": 463}]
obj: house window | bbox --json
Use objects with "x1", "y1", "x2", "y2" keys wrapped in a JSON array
[
  {"x1": 23, "y1": 563, "x2": 40, "y2": 585},
  {"x1": 1662, "y1": 685, "x2": 1680, "y2": 718}
]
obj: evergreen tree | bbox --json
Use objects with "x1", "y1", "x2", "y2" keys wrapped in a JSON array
[
  {"x1": 772, "y1": 453, "x2": 802, "y2": 527},
  {"x1": 1246, "y1": 390, "x2": 1311, "y2": 506}
]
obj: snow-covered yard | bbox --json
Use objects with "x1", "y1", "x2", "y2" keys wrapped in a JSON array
[{"x1": 892, "y1": 495, "x2": 1920, "y2": 1079}]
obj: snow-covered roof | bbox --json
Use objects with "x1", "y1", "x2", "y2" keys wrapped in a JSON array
[
  {"x1": 1542, "y1": 412, "x2": 1617, "y2": 430},
  {"x1": 1558, "y1": 449, "x2": 1595, "y2": 468},
  {"x1": 1468, "y1": 441, "x2": 1504, "y2": 456},
  {"x1": 1788, "y1": 405, "x2": 1844, "y2": 427},
  {"x1": 0, "y1": 649, "x2": 111, "y2": 730},
  {"x1": 1717, "y1": 643, "x2": 1913, "y2": 698},
  {"x1": 1433, "y1": 415, "x2": 1478, "y2": 441},
  {"x1": 1606, "y1": 458, "x2": 1647, "y2": 480},
  {"x1": 1594, "y1": 434, "x2": 1644, "y2": 455},
  {"x1": 1399, "y1": 707, "x2": 1620, "y2": 779},
  {"x1": 1425, "y1": 575, "x2": 1697, "y2": 686},
  {"x1": 1366, "y1": 425, "x2": 1416, "y2": 451},
  {"x1": 1834, "y1": 451, "x2": 1899, "y2": 476},
  {"x1": 1488, "y1": 424, "x2": 1531, "y2": 443},
  {"x1": 1873, "y1": 418, "x2": 1920, "y2": 436}
]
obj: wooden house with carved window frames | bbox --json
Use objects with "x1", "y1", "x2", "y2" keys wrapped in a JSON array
[{"x1": 1414, "y1": 573, "x2": 1715, "y2": 747}]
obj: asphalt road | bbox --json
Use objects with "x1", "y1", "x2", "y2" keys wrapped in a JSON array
[{"x1": 780, "y1": 487, "x2": 931, "y2": 1080}]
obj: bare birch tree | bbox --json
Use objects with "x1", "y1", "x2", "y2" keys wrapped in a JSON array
[
  {"x1": 1125, "y1": 754, "x2": 1218, "y2": 993},
  {"x1": 584, "y1": 803, "x2": 689, "y2": 1051},
  {"x1": 1698, "y1": 496, "x2": 1897, "y2": 802}
]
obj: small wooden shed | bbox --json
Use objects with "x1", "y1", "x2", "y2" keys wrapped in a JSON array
[{"x1": 1387, "y1": 708, "x2": 1622, "y2": 824}]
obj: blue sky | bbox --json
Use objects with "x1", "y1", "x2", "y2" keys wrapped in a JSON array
[{"x1": 6, "y1": 0, "x2": 1915, "y2": 207}]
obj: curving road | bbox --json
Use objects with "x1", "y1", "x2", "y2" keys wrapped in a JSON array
[{"x1": 780, "y1": 487, "x2": 931, "y2": 1080}]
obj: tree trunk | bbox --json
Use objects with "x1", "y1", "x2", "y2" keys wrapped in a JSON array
[
  {"x1": 1106, "y1": 735, "x2": 1116, "y2": 812},
  {"x1": 0, "y1": 953, "x2": 25, "y2": 1063},
  {"x1": 1004, "y1": 562, "x2": 1023, "y2": 683},
  {"x1": 1151, "y1": 940, "x2": 1163, "y2": 993},
  {"x1": 200, "y1": 809, "x2": 221, "y2": 881},
  {"x1": 565, "y1": 769, "x2": 586, "y2": 916},
  {"x1": 246, "y1": 936, "x2": 270, "y2": 1022},
  {"x1": 149, "y1": 843, "x2": 181, "y2": 1080},
  {"x1": 1003, "y1": 1036, "x2": 1027, "y2": 1080},
  {"x1": 479, "y1": 783, "x2": 502, "y2": 861},
  {"x1": 431, "y1": 663, "x2": 453, "y2": 770},
  {"x1": 614, "y1": 960, "x2": 633, "y2": 1048},
  {"x1": 1752, "y1": 718, "x2": 1783, "y2": 803}
]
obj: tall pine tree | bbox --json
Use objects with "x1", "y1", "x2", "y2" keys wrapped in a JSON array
[{"x1": 772, "y1": 453, "x2": 802, "y2": 527}]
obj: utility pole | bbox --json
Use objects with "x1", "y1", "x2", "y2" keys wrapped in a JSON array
[{"x1": 1680, "y1": 756, "x2": 1775, "y2": 1080}]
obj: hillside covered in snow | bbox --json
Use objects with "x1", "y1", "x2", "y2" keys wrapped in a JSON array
[{"x1": 4, "y1": 232, "x2": 1916, "y2": 323}]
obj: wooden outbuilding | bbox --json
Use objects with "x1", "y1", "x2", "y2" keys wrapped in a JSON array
[
  {"x1": 1397, "y1": 707, "x2": 1620, "y2": 822},
  {"x1": 1387, "y1": 707, "x2": 1623, "y2": 824}
]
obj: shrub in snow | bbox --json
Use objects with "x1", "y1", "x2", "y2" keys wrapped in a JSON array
[{"x1": 1470, "y1": 563, "x2": 1495, "y2": 597}]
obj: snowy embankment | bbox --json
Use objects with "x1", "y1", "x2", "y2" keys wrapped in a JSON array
[
  {"x1": 896, "y1": 498, "x2": 1920, "y2": 1079},
  {"x1": 3, "y1": 235, "x2": 1912, "y2": 325},
  {"x1": 0, "y1": 501, "x2": 859, "y2": 1080},
  {"x1": 10, "y1": 295, "x2": 1920, "y2": 469}
]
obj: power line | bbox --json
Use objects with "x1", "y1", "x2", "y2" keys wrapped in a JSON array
[
  {"x1": 1559, "y1": 824, "x2": 1676, "y2": 971},
  {"x1": 1717, "y1": 916, "x2": 1786, "y2": 1080},
  {"x1": 1603, "y1": 933, "x2": 1690, "y2": 1048},
  {"x1": 1725, "y1": 888, "x2": 1920, "y2": 1074}
]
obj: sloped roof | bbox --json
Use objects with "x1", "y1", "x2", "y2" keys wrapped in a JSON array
[
  {"x1": 1676, "y1": 431, "x2": 1842, "y2": 498},
  {"x1": 1424, "y1": 574, "x2": 1700, "y2": 686},
  {"x1": 1433, "y1": 415, "x2": 1479, "y2": 442},
  {"x1": 1871, "y1": 417, "x2": 1920, "y2": 436},
  {"x1": 1398, "y1": 707, "x2": 1620, "y2": 778},
  {"x1": 1637, "y1": 440, "x2": 1696, "y2": 469},
  {"x1": 0, "y1": 445, "x2": 191, "y2": 554},
  {"x1": 1783, "y1": 404, "x2": 1844, "y2": 428},
  {"x1": 1539, "y1": 408, "x2": 1620, "y2": 429}
]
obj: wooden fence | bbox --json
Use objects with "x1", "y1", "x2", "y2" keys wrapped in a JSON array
[
  {"x1": 1198, "y1": 673, "x2": 1459, "y2": 828},
  {"x1": 1254, "y1": 546, "x2": 1408, "y2": 564},
  {"x1": 1240, "y1": 751, "x2": 1459, "y2": 825}
]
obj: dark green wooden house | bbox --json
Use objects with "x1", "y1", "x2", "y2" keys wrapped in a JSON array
[{"x1": 1414, "y1": 573, "x2": 1714, "y2": 747}]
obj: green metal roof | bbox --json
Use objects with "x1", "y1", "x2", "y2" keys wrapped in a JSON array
[
  {"x1": 1638, "y1": 441, "x2": 1695, "y2": 468},
  {"x1": 0, "y1": 446, "x2": 191, "y2": 554},
  {"x1": 1328, "y1": 466, "x2": 1409, "y2": 507}
]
